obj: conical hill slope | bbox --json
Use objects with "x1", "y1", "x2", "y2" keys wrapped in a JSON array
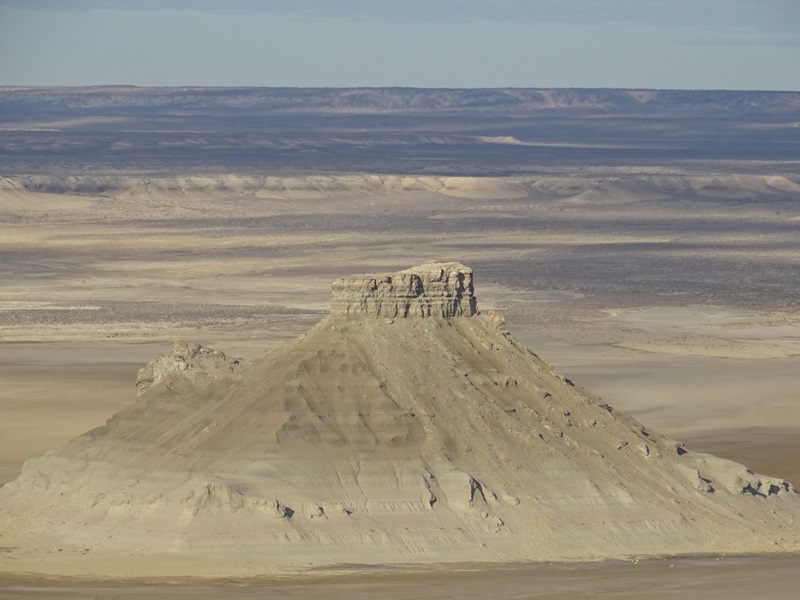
[{"x1": 1, "y1": 263, "x2": 798, "y2": 577}]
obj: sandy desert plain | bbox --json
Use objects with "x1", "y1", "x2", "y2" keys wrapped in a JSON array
[{"x1": 1, "y1": 87, "x2": 800, "y2": 597}]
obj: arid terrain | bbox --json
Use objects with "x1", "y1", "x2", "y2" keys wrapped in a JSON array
[{"x1": 1, "y1": 87, "x2": 799, "y2": 597}]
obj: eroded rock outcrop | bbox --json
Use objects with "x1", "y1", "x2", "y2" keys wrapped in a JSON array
[
  {"x1": 1, "y1": 262, "x2": 799, "y2": 579},
  {"x1": 331, "y1": 261, "x2": 477, "y2": 318},
  {"x1": 135, "y1": 342, "x2": 246, "y2": 397}
]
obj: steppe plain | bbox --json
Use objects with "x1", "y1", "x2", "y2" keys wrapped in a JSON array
[{"x1": 1, "y1": 87, "x2": 799, "y2": 597}]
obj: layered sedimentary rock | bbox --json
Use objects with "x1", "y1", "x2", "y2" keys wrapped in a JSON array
[
  {"x1": 135, "y1": 342, "x2": 248, "y2": 397},
  {"x1": 331, "y1": 262, "x2": 477, "y2": 318},
  {"x1": 1, "y1": 263, "x2": 799, "y2": 578}
]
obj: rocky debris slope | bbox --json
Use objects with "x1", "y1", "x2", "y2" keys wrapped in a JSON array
[
  {"x1": 1, "y1": 263, "x2": 798, "y2": 578},
  {"x1": 331, "y1": 262, "x2": 477, "y2": 318}
]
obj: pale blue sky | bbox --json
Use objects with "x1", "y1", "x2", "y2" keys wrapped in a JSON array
[{"x1": 1, "y1": 0, "x2": 798, "y2": 89}]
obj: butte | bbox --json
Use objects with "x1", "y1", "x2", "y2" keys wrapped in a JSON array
[{"x1": 1, "y1": 262, "x2": 798, "y2": 578}]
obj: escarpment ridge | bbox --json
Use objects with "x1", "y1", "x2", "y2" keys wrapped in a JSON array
[{"x1": 1, "y1": 263, "x2": 799, "y2": 578}]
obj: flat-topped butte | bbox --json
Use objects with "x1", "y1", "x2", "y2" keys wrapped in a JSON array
[{"x1": 331, "y1": 262, "x2": 478, "y2": 318}]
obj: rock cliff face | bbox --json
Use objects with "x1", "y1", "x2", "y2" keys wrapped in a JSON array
[{"x1": 331, "y1": 262, "x2": 477, "y2": 318}]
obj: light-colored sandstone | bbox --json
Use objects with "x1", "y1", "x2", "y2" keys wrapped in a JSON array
[
  {"x1": 1, "y1": 264, "x2": 798, "y2": 579},
  {"x1": 330, "y1": 262, "x2": 477, "y2": 318},
  {"x1": 135, "y1": 342, "x2": 247, "y2": 397}
]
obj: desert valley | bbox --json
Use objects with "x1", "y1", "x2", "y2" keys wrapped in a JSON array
[{"x1": 1, "y1": 87, "x2": 799, "y2": 598}]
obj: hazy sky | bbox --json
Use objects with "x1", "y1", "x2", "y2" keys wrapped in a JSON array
[{"x1": 1, "y1": 0, "x2": 798, "y2": 89}]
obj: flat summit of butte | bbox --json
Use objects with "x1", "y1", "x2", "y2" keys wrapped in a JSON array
[{"x1": 1, "y1": 262, "x2": 799, "y2": 578}]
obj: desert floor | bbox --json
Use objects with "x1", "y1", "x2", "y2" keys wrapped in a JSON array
[
  {"x1": 1, "y1": 173, "x2": 798, "y2": 596},
  {"x1": 1, "y1": 556, "x2": 800, "y2": 600}
]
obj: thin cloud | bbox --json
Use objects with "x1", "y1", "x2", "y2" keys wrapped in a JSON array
[
  {"x1": 676, "y1": 34, "x2": 800, "y2": 47},
  {"x1": 2, "y1": 0, "x2": 798, "y2": 34}
]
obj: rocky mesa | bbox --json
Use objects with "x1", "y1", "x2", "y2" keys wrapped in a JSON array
[{"x1": 0, "y1": 263, "x2": 798, "y2": 579}]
